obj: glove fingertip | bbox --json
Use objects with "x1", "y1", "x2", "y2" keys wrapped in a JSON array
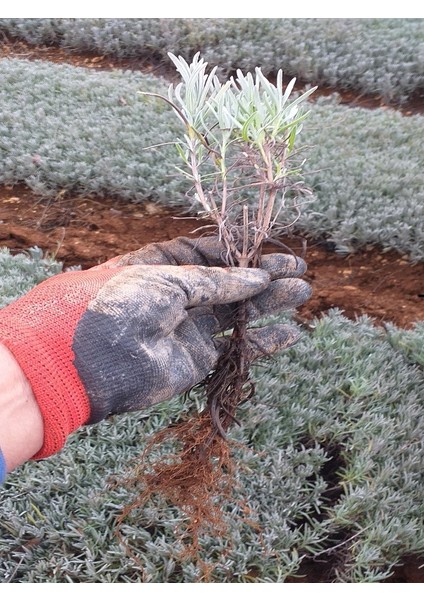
[
  {"x1": 247, "y1": 323, "x2": 302, "y2": 359},
  {"x1": 261, "y1": 254, "x2": 307, "y2": 279}
]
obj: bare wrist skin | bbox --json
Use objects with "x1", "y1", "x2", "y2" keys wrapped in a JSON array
[{"x1": 0, "y1": 344, "x2": 44, "y2": 472}]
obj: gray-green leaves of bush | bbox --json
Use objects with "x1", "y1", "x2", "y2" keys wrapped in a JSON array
[
  {"x1": 1, "y1": 18, "x2": 423, "y2": 103},
  {"x1": 0, "y1": 59, "x2": 186, "y2": 202},
  {"x1": 300, "y1": 96, "x2": 424, "y2": 261},
  {"x1": 0, "y1": 247, "x2": 62, "y2": 308}
]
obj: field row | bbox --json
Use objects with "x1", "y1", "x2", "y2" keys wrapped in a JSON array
[
  {"x1": 1, "y1": 18, "x2": 423, "y2": 103},
  {"x1": 0, "y1": 59, "x2": 423, "y2": 261}
]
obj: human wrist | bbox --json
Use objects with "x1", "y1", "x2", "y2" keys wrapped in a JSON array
[{"x1": 0, "y1": 344, "x2": 44, "y2": 472}]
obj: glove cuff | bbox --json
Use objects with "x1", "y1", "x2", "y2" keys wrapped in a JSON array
[
  {"x1": 0, "y1": 327, "x2": 91, "y2": 459},
  {"x1": 0, "y1": 270, "x2": 102, "y2": 458}
]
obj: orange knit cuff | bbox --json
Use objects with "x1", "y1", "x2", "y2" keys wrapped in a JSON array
[
  {"x1": 1, "y1": 331, "x2": 91, "y2": 459},
  {"x1": 0, "y1": 269, "x2": 118, "y2": 459}
]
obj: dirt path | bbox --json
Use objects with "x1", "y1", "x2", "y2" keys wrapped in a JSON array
[{"x1": 1, "y1": 184, "x2": 423, "y2": 330}]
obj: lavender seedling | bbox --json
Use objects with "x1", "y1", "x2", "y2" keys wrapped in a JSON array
[{"x1": 118, "y1": 54, "x2": 316, "y2": 565}]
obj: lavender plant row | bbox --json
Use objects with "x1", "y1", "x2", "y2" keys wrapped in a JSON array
[
  {"x1": 0, "y1": 59, "x2": 423, "y2": 260},
  {"x1": 0, "y1": 18, "x2": 423, "y2": 103},
  {"x1": 0, "y1": 249, "x2": 423, "y2": 581},
  {"x1": 0, "y1": 247, "x2": 63, "y2": 309}
]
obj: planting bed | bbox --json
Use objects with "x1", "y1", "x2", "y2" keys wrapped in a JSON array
[{"x1": 2, "y1": 33, "x2": 424, "y2": 116}]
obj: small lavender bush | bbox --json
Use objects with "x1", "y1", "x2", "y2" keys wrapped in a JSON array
[
  {"x1": 0, "y1": 59, "x2": 185, "y2": 202},
  {"x1": 300, "y1": 95, "x2": 424, "y2": 261},
  {"x1": 0, "y1": 262, "x2": 423, "y2": 582},
  {"x1": 0, "y1": 247, "x2": 62, "y2": 308},
  {"x1": 0, "y1": 18, "x2": 423, "y2": 103},
  {"x1": 385, "y1": 321, "x2": 424, "y2": 367},
  {"x1": 0, "y1": 59, "x2": 423, "y2": 260}
]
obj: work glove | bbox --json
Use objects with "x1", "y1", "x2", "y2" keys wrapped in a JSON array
[{"x1": 0, "y1": 236, "x2": 311, "y2": 459}]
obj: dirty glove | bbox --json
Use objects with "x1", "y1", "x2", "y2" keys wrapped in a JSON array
[{"x1": 0, "y1": 236, "x2": 311, "y2": 459}]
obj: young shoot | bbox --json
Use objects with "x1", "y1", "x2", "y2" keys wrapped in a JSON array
[{"x1": 141, "y1": 51, "x2": 316, "y2": 268}]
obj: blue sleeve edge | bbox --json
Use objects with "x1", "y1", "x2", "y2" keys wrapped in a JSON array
[{"x1": 0, "y1": 446, "x2": 6, "y2": 484}]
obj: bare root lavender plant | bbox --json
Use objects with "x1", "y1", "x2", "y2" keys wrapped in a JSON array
[{"x1": 117, "y1": 53, "x2": 316, "y2": 567}]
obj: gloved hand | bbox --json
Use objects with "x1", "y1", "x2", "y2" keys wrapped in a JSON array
[{"x1": 0, "y1": 236, "x2": 311, "y2": 460}]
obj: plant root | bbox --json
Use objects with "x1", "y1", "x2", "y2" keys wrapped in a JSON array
[{"x1": 116, "y1": 309, "x2": 258, "y2": 573}]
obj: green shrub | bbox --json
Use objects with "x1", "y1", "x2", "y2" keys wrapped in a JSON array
[
  {"x1": 385, "y1": 321, "x2": 424, "y2": 367},
  {"x1": 300, "y1": 95, "x2": 424, "y2": 261},
  {"x1": 0, "y1": 247, "x2": 62, "y2": 308},
  {"x1": 0, "y1": 59, "x2": 185, "y2": 201},
  {"x1": 1, "y1": 18, "x2": 423, "y2": 103}
]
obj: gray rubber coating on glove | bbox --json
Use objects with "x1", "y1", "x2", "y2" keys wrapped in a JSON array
[{"x1": 73, "y1": 241, "x2": 312, "y2": 423}]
